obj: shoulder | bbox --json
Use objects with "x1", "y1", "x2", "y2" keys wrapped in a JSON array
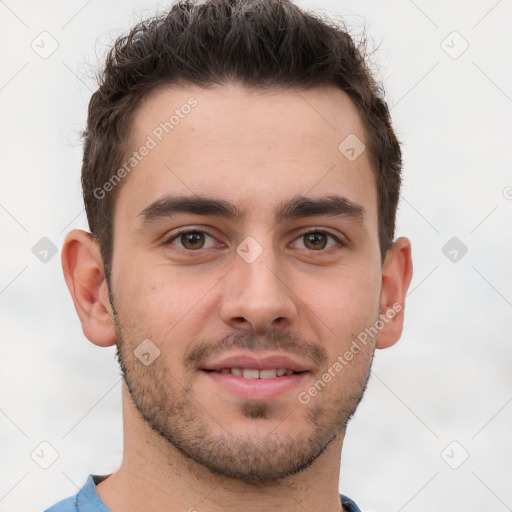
[
  {"x1": 341, "y1": 494, "x2": 363, "y2": 512},
  {"x1": 43, "y1": 495, "x2": 77, "y2": 512},
  {"x1": 42, "y1": 474, "x2": 112, "y2": 512}
]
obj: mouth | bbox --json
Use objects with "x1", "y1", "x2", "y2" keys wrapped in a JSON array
[
  {"x1": 202, "y1": 368, "x2": 304, "y2": 379},
  {"x1": 199, "y1": 352, "x2": 313, "y2": 400},
  {"x1": 200, "y1": 367, "x2": 310, "y2": 401}
]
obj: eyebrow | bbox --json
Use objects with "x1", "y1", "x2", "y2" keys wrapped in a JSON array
[{"x1": 137, "y1": 193, "x2": 365, "y2": 227}]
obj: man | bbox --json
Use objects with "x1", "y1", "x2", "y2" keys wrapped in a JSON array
[{"x1": 47, "y1": 0, "x2": 412, "y2": 510}]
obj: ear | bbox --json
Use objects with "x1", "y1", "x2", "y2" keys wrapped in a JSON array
[
  {"x1": 376, "y1": 237, "x2": 413, "y2": 349},
  {"x1": 61, "y1": 229, "x2": 116, "y2": 347}
]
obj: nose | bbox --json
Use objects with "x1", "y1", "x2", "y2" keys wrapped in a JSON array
[{"x1": 219, "y1": 244, "x2": 298, "y2": 334}]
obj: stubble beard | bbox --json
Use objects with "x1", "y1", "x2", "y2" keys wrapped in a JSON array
[{"x1": 112, "y1": 309, "x2": 374, "y2": 484}]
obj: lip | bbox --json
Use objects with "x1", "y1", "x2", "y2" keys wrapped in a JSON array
[
  {"x1": 201, "y1": 352, "x2": 312, "y2": 373},
  {"x1": 199, "y1": 351, "x2": 312, "y2": 401},
  {"x1": 202, "y1": 370, "x2": 310, "y2": 400}
]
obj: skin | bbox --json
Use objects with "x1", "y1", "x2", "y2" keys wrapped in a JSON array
[{"x1": 62, "y1": 83, "x2": 413, "y2": 512}]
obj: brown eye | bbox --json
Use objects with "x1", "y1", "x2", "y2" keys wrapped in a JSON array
[
  {"x1": 166, "y1": 230, "x2": 217, "y2": 251},
  {"x1": 293, "y1": 231, "x2": 342, "y2": 251},
  {"x1": 180, "y1": 232, "x2": 205, "y2": 249},
  {"x1": 303, "y1": 232, "x2": 328, "y2": 250}
]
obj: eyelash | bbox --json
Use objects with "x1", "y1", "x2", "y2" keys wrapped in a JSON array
[{"x1": 163, "y1": 228, "x2": 344, "y2": 253}]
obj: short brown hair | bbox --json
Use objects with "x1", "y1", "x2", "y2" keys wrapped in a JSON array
[{"x1": 81, "y1": 0, "x2": 402, "y2": 279}]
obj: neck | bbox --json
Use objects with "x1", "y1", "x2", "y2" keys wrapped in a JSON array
[{"x1": 96, "y1": 383, "x2": 346, "y2": 512}]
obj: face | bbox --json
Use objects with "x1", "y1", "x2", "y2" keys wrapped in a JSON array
[{"x1": 109, "y1": 83, "x2": 383, "y2": 482}]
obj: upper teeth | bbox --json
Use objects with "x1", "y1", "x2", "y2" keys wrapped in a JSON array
[{"x1": 218, "y1": 368, "x2": 295, "y2": 379}]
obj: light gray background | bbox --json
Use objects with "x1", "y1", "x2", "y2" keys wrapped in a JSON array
[{"x1": 1, "y1": 1, "x2": 511, "y2": 511}]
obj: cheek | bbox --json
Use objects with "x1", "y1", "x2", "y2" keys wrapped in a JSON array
[
  {"x1": 113, "y1": 266, "x2": 218, "y2": 356},
  {"x1": 302, "y1": 267, "x2": 381, "y2": 374},
  {"x1": 301, "y1": 262, "x2": 381, "y2": 330},
  {"x1": 317, "y1": 277, "x2": 379, "y2": 395}
]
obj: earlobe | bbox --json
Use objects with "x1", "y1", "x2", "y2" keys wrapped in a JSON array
[
  {"x1": 376, "y1": 237, "x2": 413, "y2": 349},
  {"x1": 61, "y1": 229, "x2": 116, "y2": 347}
]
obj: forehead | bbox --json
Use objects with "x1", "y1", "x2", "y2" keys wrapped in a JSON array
[{"x1": 116, "y1": 83, "x2": 377, "y2": 226}]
